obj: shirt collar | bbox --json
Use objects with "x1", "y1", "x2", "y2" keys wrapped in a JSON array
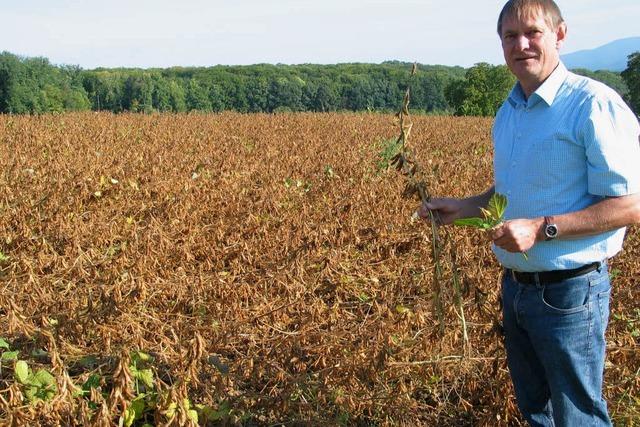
[
  {"x1": 507, "y1": 62, "x2": 569, "y2": 108},
  {"x1": 534, "y1": 62, "x2": 568, "y2": 106}
]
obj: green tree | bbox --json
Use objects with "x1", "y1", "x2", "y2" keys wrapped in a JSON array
[
  {"x1": 41, "y1": 84, "x2": 65, "y2": 112},
  {"x1": 445, "y1": 63, "x2": 515, "y2": 116},
  {"x1": 123, "y1": 73, "x2": 154, "y2": 113},
  {"x1": 167, "y1": 80, "x2": 187, "y2": 112},
  {"x1": 311, "y1": 78, "x2": 340, "y2": 112},
  {"x1": 209, "y1": 83, "x2": 227, "y2": 112},
  {"x1": 60, "y1": 65, "x2": 91, "y2": 111},
  {"x1": 246, "y1": 77, "x2": 269, "y2": 112},
  {"x1": 185, "y1": 78, "x2": 212, "y2": 111},
  {"x1": 621, "y1": 52, "x2": 640, "y2": 114},
  {"x1": 414, "y1": 72, "x2": 452, "y2": 112},
  {"x1": 344, "y1": 76, "x2": 375, "y2": 111},
  {"x1": 571, "y1": 68, "x2": 629, "y2": 98},
  {"x1": 268, "y1": 76, "x2": 304, "y2": 112},
  {"x1": 151, "y1": 74, "x2": 174, "y2": 112},
  {"x1": 82, "y1": 71, "x2": 124, "y2": 112},
  {"x1": 63, "y1": 88, "x2": 91, "y2": 111},
  {"x1": 0, "y1": 52, "x2": 21, "y2": 112}
]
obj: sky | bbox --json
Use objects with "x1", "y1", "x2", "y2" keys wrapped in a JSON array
[{"x1": 2, "y1": 0, "x2": 639, "y2": 69}]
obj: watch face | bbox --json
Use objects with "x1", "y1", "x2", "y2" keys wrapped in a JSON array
[{"x1": 545, "y1": 224, "x2": 558, "y2": 239}]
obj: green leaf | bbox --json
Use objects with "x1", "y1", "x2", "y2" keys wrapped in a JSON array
[
  {"x1": 127, "y1": 397, "x2": 147, "y2": 425},
  {"x1": 197, "y1": 403, "x2": 229, "y2": 421},
  {"x1": 453, "y1": 217, "x2": 489, "y2": 228},
  {"x1": 395, "y1": 305, "x2": 411, "y2": 314},
  {"x1": 33, "y1": 369, "x2": 56, "y2": 387},
  {"x1": 187, "y1": 409, "x2": 199, "y2": 423},
  {"x1": 82, "y1": 374, "x2": 101, "y2": 392},
  {"x1": 1, "y1": 351, "x2": 19, "y2": 361},
  {"x1": 136, "y1": 368, "x2": 154, "y2": 389},
  {"x1": 183, "y1": 398, "x2": 192, "y2": 410},
  {"x1": 123, "y1": 406, "x2": 137, "y2": 427},
  {"x1": 14, "y1": 360, "x2": 30, "y2": 384},
  {"x1": 25, "y1": 386, "x2": 38, "y2": 402},
  {"x1": 165, "y1": 401, "x2": 177, "y2": 419},
  {"x1": 121, "y1": 400, "x2": 144, "y2": 426},
  {"x1": 376, "y1": 138, "x2": 403, "y2": 172},
  {"x1": 32, "y1": 369, "x2": 57, "y2": 401},
  {"x1": 131, "y1": 350, "x2": 153, "y2": 364},
  {"x1": 0, "y1": 338, "x2": 10, "y2": 350},
  {"x1": 39, "y1": 386, "x2": 57, "y2": 401},
  {"x1": 486, "y1": 193, "x2": 508, "y2": 221},
  {"x1": 19, "y1": 369, "x2": 57, "y2": 402}
]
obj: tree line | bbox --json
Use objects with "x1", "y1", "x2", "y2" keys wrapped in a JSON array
[{"x1": 0, "y1": 51, "x2": 636, "y2": 117}]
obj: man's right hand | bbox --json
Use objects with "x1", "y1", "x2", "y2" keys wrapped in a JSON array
[{"x1": 418, "y1": 198, "x2": 465, "y2": 225}]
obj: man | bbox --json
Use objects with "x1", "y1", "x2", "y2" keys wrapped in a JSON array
[{"x1": 419, "y1": 0, "x2": 640, "y2": 425}]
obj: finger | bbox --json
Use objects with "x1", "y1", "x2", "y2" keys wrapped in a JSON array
[
  {"x1": 424, "y1": 198, "x2": 447, "y2": 210},
  {"x1": 493, "y1": 236, "x2": 507, "y2": 248},
  {"x1": 418, "y1": 204, "x2": 434, "y2": 219},
  {"x1": 424, "y1": 210, "x2": 442, "y2": 225},
  {"x1": 433, "y1": 212, "x2": 444, "y2": 225},
  {"x1": 489, "y1": 226, "x2": 504, "y2": 240}
]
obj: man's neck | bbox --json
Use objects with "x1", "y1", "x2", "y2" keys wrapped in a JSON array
[{"x1": 520, "y1": 61, "x2": 560, "y2": 100}]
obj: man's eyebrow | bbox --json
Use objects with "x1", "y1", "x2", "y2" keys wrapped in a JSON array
[{"x1": 503, "y1": 23, "x2": 544, "y2": 35}]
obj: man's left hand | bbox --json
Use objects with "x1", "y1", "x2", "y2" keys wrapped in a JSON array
[{"x1": 490, "y1": 218, "x2": 544, "y2": 253}]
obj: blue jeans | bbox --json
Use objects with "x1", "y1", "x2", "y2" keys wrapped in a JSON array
[{"x1": 501, "y1": 263, "x2": 612, "y2": 426}]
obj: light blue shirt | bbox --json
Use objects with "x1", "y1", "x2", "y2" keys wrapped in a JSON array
[{"x1": 492, "y1": 62, "x2": 640, "y2": 271}]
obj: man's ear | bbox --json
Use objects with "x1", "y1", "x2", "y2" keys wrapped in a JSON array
[{"x1": 555, "y1": 22, "x2": 567, "y2": 49}]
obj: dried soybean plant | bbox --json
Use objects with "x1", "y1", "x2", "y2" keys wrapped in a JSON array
[{"x1": 385, "y1": 63, "x2": 469, "y2": 346}]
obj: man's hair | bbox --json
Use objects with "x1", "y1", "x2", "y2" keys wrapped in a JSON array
[{"x1": 497, "y1": 0, "x2": 564, "y2": 36}]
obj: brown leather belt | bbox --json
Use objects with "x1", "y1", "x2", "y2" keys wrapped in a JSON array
[{"x1": 506, "y1": 262, "x2": 601, "y2": 285}]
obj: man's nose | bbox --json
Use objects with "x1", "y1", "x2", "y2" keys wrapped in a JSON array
[{"x1": 514, "y1": 35, "x2": 530, "y2": 50}]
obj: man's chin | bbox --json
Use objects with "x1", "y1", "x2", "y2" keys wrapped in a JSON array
[{"x1": 512, "y1": 64, "x2": 539, "y2": 80}]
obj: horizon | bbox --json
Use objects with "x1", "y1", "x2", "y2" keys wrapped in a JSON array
[
  {"x1": 2, "y1": 1, "x2": 639, "y2": 70},
  {"x1": 7, "y1": 36, "x2": 639, "y2": 71}
]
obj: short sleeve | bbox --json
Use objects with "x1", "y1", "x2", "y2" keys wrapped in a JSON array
[{"x1": 581, "y1": 95, "x2": 640, "y2": 196}]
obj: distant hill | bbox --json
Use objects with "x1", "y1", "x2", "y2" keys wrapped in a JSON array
[{"x1": 561, "y1": 37, "x2": 640, "y2": 71}]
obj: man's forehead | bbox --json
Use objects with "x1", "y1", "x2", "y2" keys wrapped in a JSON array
[{"x1": 502, "y1": 9, "x2": 551, "y2": 30}]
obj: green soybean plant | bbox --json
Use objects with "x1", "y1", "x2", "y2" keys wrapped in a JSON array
[
  {"x1": 14, "y1": 360, "x2": 57, "y2": 403},
  {"x1": 454, "y1": 193, "x2": 528, "y2": 259},
  {"x1": 0, "y1": 338, "x2": 19, "y2": 376},
  {"x1": 454, "y1": 193, "x2": 508, "y2": 230},
  {"x1": 121, "y1": 351, "x2": 157, "y2": 427}
]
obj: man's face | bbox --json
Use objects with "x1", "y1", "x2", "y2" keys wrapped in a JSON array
[{"x1": 500, "y1": 10, "x2": 566, "y2": 95}]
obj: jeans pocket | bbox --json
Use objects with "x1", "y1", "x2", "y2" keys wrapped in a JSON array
[{"x1": 540, "y1": 277, "x2": 590, "y2": 314}]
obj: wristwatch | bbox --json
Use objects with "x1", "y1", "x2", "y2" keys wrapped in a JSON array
[{"x1": 544, "y1": 216, "x2": 558, "y2": 241}]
